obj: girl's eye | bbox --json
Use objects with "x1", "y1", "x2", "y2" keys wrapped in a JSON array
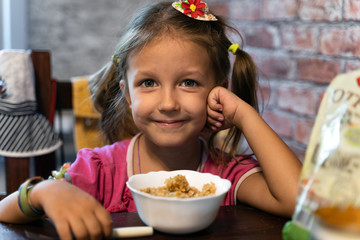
[
  {"x1": 182, "y1": 79, "x2": 198, "y2": 87},
  {"x1": 141, "y1": 80, "x2": 156, "y2": 87}
]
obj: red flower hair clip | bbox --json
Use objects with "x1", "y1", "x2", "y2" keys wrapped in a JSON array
[{"x1": 172, "y1": 0, "x2": 217, "y2": 21}]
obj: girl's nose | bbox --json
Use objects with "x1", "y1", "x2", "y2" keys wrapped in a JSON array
[{"x1": 158, "y1": 89, "x2": 180, "y2": 112}]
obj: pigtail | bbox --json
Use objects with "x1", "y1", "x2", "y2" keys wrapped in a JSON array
[
  {"x1": 214, "y1": 47, "x2": 260, "y2": 164},
  {"x1": 88, "y1": 61, "x2": 138, "y2": 143},
  {"x1": 231, "y1": 49, "x2": 259, "y2": 111},
  {"x1": 88, "y1": 61, "x2": 117, "y2": 113}
]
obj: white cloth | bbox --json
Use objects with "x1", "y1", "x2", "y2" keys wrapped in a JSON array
[{"x1": 0, "y1": 49, "x2": 62, "y2": 157}]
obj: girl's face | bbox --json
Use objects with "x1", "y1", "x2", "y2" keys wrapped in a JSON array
[{"x1": 123, "y1": 37, "x2": 216, "y2": 148}]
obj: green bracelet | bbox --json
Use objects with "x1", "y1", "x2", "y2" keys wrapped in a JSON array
[{"x1": 18, "y1": 176, "x2": 45, "y2": 218}]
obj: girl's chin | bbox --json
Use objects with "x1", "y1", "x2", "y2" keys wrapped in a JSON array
[{"x1": 144, "y1": 134, "x2": 199, "y2": 148}]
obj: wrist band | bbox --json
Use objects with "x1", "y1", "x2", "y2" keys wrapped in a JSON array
[{"x1": 18, "y1": 176, "x2": 45, "y2": 218}]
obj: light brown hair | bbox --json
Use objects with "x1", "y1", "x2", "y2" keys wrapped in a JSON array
[{"x1": 89, "y1": 1, "x2": 259, "y2": 165}]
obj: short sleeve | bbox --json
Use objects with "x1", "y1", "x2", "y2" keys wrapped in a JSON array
[
  {"x1": 67, "y1": 147, "x2": 107, "y2": 202},
  {"x1": 67, "y1": 140, "x2": 135, "y2": 212},
  {"x1": 202, "y1": 156, "x2": 261, "y2": 206}
]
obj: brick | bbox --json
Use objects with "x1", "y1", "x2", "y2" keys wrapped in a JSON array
[
  {"x1": 316, "y1": 89, "x2": 327, "y2": 112},
  {"x1": 229, "y1": 0, "x2": 260, "y2": 21},
  {"x1": 262, "y1": 111, "x2": 293, "y2": 138},
  {"x1": 258, "y1": 54, "x2": 296, "y2": 79},
  {"x1": 299, "y1": 0, "x2": 342, "y2": 21},
  {"x1": 344, "y1": 0, "x2": 360, "y2": 20},
  {"x1": 262, "y1": 0, "x2": 297, "y2": 19},
  {"x1": 320, "y1": 27, "x2": 360, "y2": 57},
  {"x1": 243, "y1": 25, "x2": 280, "y2": 48},
  {"x1": 281, "y1": 25, "x2": 319, "y2": 52},
  {"x1": 295, "y1": 119, "x2": 314, "y2": 145},
  {"x1": 208, "y1": 2, "x2": 229, "y2": 18},
  {"x1": 298, "y1": 58, "x2": 341, "y2": 84},
  {"x1": 276, "y1": 85, "x2": 318, "y2": 116},
  {"x1": 258, "y1": 82, "x2": 272, "y2": 106},
  {"x1": 345, "y1": 61, "x2": 360, "y2": 72}
]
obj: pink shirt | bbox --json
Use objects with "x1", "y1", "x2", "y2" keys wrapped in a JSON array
[{"x1": 67, "y1": 134, "x2": 261, "y2": 213}]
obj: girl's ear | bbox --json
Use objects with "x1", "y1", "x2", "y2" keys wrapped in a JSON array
[{"x1": 119, "y1": 80, "x2": 132, "y2": 108}]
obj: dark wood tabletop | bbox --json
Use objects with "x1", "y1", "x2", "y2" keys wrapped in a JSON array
[{"x1": 0, "y1": 204, "x2": 288, "y2": 239}]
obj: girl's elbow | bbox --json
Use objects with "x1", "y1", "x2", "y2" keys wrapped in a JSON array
[
  {"x1": 277, "y1": 197, "x2": 297, "y2": 218},
  {"x1": 282, "y1": 204, "x2": 296, "y2": 218}
]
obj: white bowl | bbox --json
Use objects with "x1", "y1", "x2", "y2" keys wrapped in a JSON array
[{"x1": 126, "y1": 170, "x2": 231, "y2": 234}]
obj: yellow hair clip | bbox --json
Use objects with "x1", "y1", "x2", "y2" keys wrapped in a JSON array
[
  {"x1": 228, "y1": 43, "x2": 239, "y2": 55},
  {"x1": 112, "y1": 55, "x2": 120, "y2": 64}
]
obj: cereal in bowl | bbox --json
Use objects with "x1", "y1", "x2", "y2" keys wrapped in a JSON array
[{"x1": 140, "y1": 174, "x2": 216, "y2": 198}]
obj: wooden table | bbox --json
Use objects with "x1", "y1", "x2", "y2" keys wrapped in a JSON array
[{"x1": 0, "y1": 204, "x2": 288, "y2": 239}]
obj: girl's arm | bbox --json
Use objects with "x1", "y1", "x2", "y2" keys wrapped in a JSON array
[
  {"x1": 0, "y1": 179, "x2": 113, "y2": 240},
  {"x1": 207, "y1": 86, "x2": 302, "y2": 217}
]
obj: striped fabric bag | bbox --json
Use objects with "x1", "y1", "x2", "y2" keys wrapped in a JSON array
[{"x1": 0, "y1": 49, "x2": 61, "y2": 157}]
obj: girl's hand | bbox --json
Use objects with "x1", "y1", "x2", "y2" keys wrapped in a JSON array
[
  {"x1": 31, "y1": 180, "x2": 113, "y2": 240},
  {"x1": 206, "y1": 86, "x2": 244, "y2": 132}
]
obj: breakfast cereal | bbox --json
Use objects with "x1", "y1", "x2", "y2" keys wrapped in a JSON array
[{"x1": 140, "y1": 174, "x2": 216, "y2": 198}]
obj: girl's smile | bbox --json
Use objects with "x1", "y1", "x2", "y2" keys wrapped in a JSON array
[{"x1": 155, "y1": 119, "x2": 185, "y2": 128}]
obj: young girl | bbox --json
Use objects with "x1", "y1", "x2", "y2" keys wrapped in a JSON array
[{"x1": 0, "y1": 1, "x2": 302, "y2": 239}]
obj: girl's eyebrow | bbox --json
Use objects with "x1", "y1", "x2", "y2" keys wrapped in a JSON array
[
  {"x1": 132, "y1": 69, "x2": 157, "y2": 78},
  {"x1": 181, "y1": 70, "x2": 207, "y2": 79},
  {"x1": 134, "y1": 68, "x2": 207, "y2": 78}
]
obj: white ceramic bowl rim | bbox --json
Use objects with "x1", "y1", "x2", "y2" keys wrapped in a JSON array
[{"x1": 126, "y1": 170, "x2": 231, "y2": 202}]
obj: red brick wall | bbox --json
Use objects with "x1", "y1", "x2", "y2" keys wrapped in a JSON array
[{"x1": 209, "y1": 0, "x2": 360, "y2": 162}]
